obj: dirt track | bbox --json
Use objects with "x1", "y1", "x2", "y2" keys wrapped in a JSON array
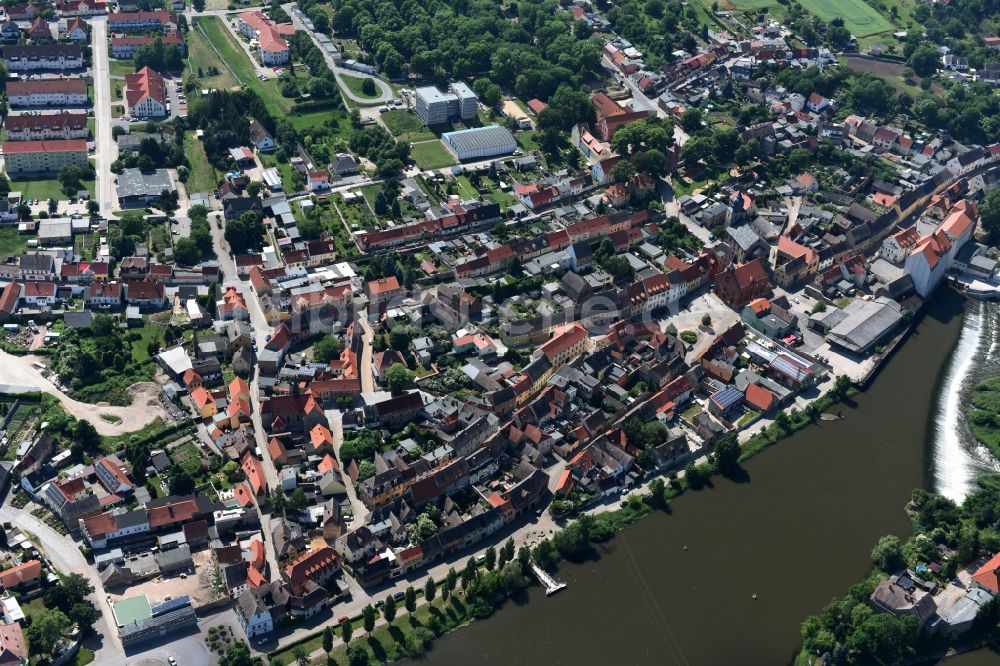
[{"x1": 0, "y1": 351, "x2": 168, "y2": 435}]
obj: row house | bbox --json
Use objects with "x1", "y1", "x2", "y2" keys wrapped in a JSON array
[
  {"x1": 3, "y1": 44, "x2": 82, "y2": 72},
  {"x1": 357, "y1": 201, "x2": 501, "y2": 251},
  {"x1": 5, "y1": 111, "x2": 88, "y2": 141},
  {"x1": 111, "y1": 30, "x2": 184, "y2": 59},
  {"x1": 107, "y1": 10, "x2": 177, "y2": 32},
  {"x1": 7, "y1": 78, "x2": 88, "y2": 107}
]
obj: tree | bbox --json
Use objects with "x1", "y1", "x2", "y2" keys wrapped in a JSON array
[
  {"x1": 192, "y1": 0, "x2": 204, "y2": 10},
  {"x1": 225, "y1": 212, "x2": 264, "y2": 252},
  {"x1": 347, "y1": 645, "x2": 369, "y2": 666},
  {"x1": 714, "y1": 434, "x2": 741, "y2": 473},
  {"x1": 981, "y1": 188, "x2": 1000, "y2": 241},
  {"x1": 362, "y1": 604, "x2": 376, "y2": 636},
  {"x1": 701, "y1": 314, "x2": 712, "y2": 327},
  {"x1": 86, "y1": 200, "x2": 100, "y2": 217},
  {"x1": 424, "y1": 576, "x2": 436, "y2": 602},
  {"x1": 322, "y1": 626, "x2": 334, "y2": 656},
  {"x1": 680, "y1": 107, "x2": 703, "y2": 133},
  {"x1": 174, "y1": 237, "x2": 201, "y2": 266},
  {"x1": 293, "y1": 645, "x2": 309, "y2": 666},
  {"x1": 647, "y1": 477, "x2": 668, "y2": 510},
  {"x1": 908, "y1": 43, "x2": 940, "y2": 77},
  {"x1": 246, "y1": 181, "x2": 263, "y2": 198},
  {"x1": 445, "y1": 568, "x2": 457, "y2": 595},
  {"x1": 871, "y1": 534, "x2": 904, "y2": 571},
  {"x1": 361, "y1": 78, "x2": 377, "y2": 96},
  {"x1": 170, "y1": 465, "x2": 196, "y2": 494},
  {"x1": 220, "y1": 641, "x2": 253, "y2": 666},
  {"x1": 404, "y1": 585, "x2": 417, "y2": 613},
  {"x1": 74, "y1": 420, "x2": 100, "y2": 452},
  {"x1": 47, "y1": 198, "x2": 57, "y2": 214},
  {"x1": 26, "y1": 608, "x2": 70, "y2": 658},
  {"x1": 484, "y1": 546, "x2": 497, "y2": 571},
  {"x1": 340, "y1": 616, "x2": 353, "y2": 645},
  {"x1": 386, "y1": 363, "x2": 415, "y2": 395},
  {"x1": 383, "y1": 594, "x2": 396, "y2": 625}
]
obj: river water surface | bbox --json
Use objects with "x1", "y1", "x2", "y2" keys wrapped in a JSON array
[{"x1": 415, "y1": 290, "x2": 982, "y2": 665}]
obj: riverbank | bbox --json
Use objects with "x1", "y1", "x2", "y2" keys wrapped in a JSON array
[
  {"x1": 404, "y1": 288, "x2": 967, "y2": 665},
  {"x1": 275, "y1": 380, "x2": 860, "y2": 665},
  {"x1": 797, "y1": 476, "x2": 1000, "y2": 665}
]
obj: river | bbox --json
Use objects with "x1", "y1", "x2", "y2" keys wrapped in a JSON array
[{"x1": 415, "y1": 289, "x2": 984, "y2": 665}]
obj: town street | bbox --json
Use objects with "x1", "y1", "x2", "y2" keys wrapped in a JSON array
[
  {"x1": 0, "y1": 504, "x2": 125, "y2": 666},
  {"x1": 91, "y1": 17, "x2": 117, "y2": 218}
]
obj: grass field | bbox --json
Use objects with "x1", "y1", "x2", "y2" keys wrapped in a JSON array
[
  {"x1": 184, "y1": 132, "x2": 220, "y2": 193},
  {"x1": 411, "y1": 140, "x2": 457, "y2": 170},
  {"x1": 0, "y1": 228, "x2": 28, "y2": 257},
  {"x1": 382, "y1": 110, "x2": 436, "y2": 143},
  {"x1": 12, "y1": 178, "x2": 94, "y2": 202},
  {"x1": 109, "y1": 60, "x2": 135, "y2": 77},
  {"x1": 192, "y1": 16, "x2": 298, "y2": 116},
  {"x1": 187, "y1": 18, "x2": 239, "y2": 90},
  {"x1": 725, "y1": 0, "x2": 778, "y2": 8},
  {"x1": 341, "y1": 74, "x2": 381, "y2": 100},
  {"x1": 796, "y1": 0, "x2": 894, "y2": 36}
]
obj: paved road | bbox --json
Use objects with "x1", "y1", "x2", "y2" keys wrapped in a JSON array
[
  {"x1": 282, "y1": 3, "x2": 394, "y2": 105},
  {"x1": 357, "y1": 318, "x2": 375, "y2": 393},
  {"x1": 0, "y1": 350, "x2": 168, "y2": 435},
  {"x1": 327, "y1": 409, "x2": 369, "y2": 523},
  {"x1": 0, "y1": 504, "x2": 125, "y2": 666},
  {"x1": 91, "y1": 17, "x2": 117, "y2": 217}
]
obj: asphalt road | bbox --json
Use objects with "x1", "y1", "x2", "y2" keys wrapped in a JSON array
[
  {"x1": 0, "y1": 504, "x2": 125, "y2": 666},
  {"x1": 91, "y1": 17, "x2": 117, "y2": 218}
]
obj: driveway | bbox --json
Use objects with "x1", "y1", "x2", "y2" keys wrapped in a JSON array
[{"x1": 0, "y1": 351, "x2": 168, "y2": 435}]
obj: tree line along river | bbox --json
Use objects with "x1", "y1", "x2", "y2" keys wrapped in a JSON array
[{"x1": 409, "y1": 289, "x2": 1000, "y2": 665}]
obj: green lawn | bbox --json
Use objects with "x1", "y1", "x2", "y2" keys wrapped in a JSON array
[
  {"x1": 130, "y1": 320, "x2": 161, "y2": 363},
  {"x1": 259, "y1": 153, "x2": 300, "y2": 191},
  {"x1": 192, "y1": 16, "x2": 298, "y2": 116},
  {"x1": 796, "y1": 0, "x2": 895, "y2": 36},
  {"x1": 411, "y1": 140, "x2": 457, "y2": 170},
  {"x1": 109, "y1": 60, "x2": 135, "y2": 77},
  {"x1": 340, "y1": 74, "x2": 381, "y2": 102},
  {"x1": 455, "y1": 175, "x2": 478, "y2": 199},
  {"x1": 0, "y1": 228, "x2": 28, "y2": 258},
  {"x1": 11, "y1": 178, "x2": 94, "y2": 202},
  {"x1": 187, "y1": 17, "x2": 239, "y2": 90},
  {"x1": 515, "y1": 130, "x2": 539, "y2": 153},
  {"x1": 184, "y1": 131, "x2": 220, "y2": 193},
  {"x1": 382, "y1": 109, "x2": 436, "y2": 142}
]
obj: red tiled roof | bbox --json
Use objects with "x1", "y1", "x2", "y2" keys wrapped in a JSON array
[
  {"x1": 7, "y1": 78, "x2": 86, "y2": 96},
  {"x1": 0, "y1": 621, "x2": 27, "y2": 663},
  {"x1": 124, "y1": 66, "x2": 166, "y2": 108},
  {"x1": 147, "y1": 498, "x2": 200, "y2": 528},
  {"x1": 241, "y1": 452, "x2": 265, "y2": 495},
  {"x1": 973, "y1": 551, "x2": 1000, "y2": 593},
  {"x1": 191, "y1": 387, "x2": 213, "y2": 410},
  {"x1": 367, "y1": 276, "x2": 401, "y2": 295},
  {"x1": 744, "y1": 383, "x2": 775, "y2": 412},
  {"x1": 0, "y1": 283, "x2": 20, "y2": 315},
  {"x1": 2, "y1": 139, "x2": 86, "y2": 154},
  {"x1": 0, "y1": 560, "x2": 41, "y2": 588},
  {"x1": 284, "y1": 546, "x2": 338, "y2": 590}
]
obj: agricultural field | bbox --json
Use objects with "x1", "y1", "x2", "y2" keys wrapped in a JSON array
[{"x1": 411, "y1": 140, "x2": 457, "y2": 170}]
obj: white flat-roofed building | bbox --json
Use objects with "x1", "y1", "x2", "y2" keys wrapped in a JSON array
[{"x1": 442, "y1": 125, "x2": 517, "y2": 161}]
